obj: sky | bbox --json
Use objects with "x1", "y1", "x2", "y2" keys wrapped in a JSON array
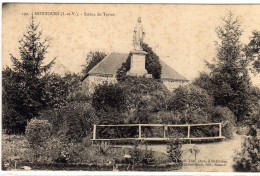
[{"x1": 2, "y1": 3, "x2": 260, "y2": 86}]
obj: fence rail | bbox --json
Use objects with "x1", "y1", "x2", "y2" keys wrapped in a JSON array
[{"x1": 92, "y1": 123, "x2": 225, "y2": 142}]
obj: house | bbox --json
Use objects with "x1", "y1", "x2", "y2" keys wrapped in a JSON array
[{"x1": 81, "y1": 52, "x2": 189, "y2": 93}]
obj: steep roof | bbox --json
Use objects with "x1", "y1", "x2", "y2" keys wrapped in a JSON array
[
  {"x1": 160, "y1": 60, "x2": 188, "y2": 81},
  {"x1": 88, "y1": 52, "x2": 128, "y2": 76},
  {"x1": 84, "y1": 52, "x2": 188, "y2": 81}
]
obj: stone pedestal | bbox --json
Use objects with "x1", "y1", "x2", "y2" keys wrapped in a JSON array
[{"x1": 127, "y1": 50, "x2": 152, "y2": 78}]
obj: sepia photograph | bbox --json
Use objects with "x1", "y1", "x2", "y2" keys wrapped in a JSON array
[{"x1": 1, "y1": 3, "x2": 260, "y2": 173}]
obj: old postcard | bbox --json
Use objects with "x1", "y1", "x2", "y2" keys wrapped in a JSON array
[{"x1": 2, "y1": 3, "x2": 260, "y2": 173}]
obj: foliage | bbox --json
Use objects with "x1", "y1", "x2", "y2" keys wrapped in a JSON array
[
  {"x1": 167, "y1": 138, "x2": 182, "y2": 163},
  {"x1": 2, "y1": 15, "x2": 55, "y2": 134},
  {"x1": 168, "y1": 84, "x2": 213, "y2": 112},
  {"x1": 192, "y1": 72, "x2": 215, "y2": 97},
  {"x1": 202, "y1": 12, "x2": 256, "y2": 123},
  {"x1": 243, "y1": 30, "x2": 260, "y2": 73},
  {"x1": 233, "y1": 136, "x2": 260, "y2": 172},
  {"x1": 39, "y1": 101, "x2": 96, "y2": 143},
  {"x1": 210, "y1": 106, "x2": 235, "y2": 138},
  {"x1": 81, "y1": 51, "x2": 107, "y2": 75},
  {"x1": 142, "y1": 146, "x2": 156, "y2": 165},
  {"x1": 92, "y1": 77, "x2": 170, "y2": 126},
  {"x1": 120, "y1": 77, "x2": 170, "y2": 123},
  {"x1": 25, "y1": 119, "x2": 52, "y2": 147},
  {"x1": 167, "y1": 84, "x2": 213, "y2": 124},
  {"x1": 129, "y1": 142, "x2": 156, "y2": 166},
  {"x1": 116, "y1": 42, "x2": 162, "y2": 81},
  {"x1": 92, "y1": 82, "x2": 127, "y2": 112},
  {"x1": 233, "y1": 107, "x2": 260, "y2": 172},
  {"x1": 40, "y1": 73, "x2": 81, "y2": 109},
  {"x1": 25, "y1": 119, "x2": 52, "y2": 163}
]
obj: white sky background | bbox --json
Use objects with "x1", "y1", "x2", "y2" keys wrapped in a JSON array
[{"x1": 2, "y1": 4, "x2": 260, "y2": 87}]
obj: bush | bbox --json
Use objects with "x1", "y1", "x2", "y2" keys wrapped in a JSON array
[
  {"x1": 233, "y1": 135, "x2": 260, "y2": 172},
  {"x1": 40, "y1": 101, "x2": 96, "y2": 143},
  {"x1": 129, "y1": 142, "x2": 156, "y2": 166},
  {"x1": 92, "y1": 83, "x2": 127, "y2": 112},
  {"x1": 168, "y1": 84, "x2": 213, "y2": 112},
  {"x1": 233, "y1": 109, "x2": 260, "y2": 172},
  {"x1": 210, "y1": 106, "x2": 235, "y2": 139},
  {"x1": 25, "y1": 119, "x2": 52, "y2": 147},
  {"x1": 167, "y1": 138, "x2": 182, "y2": 163}
]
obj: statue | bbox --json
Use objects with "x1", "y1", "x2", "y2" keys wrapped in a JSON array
[{"x1": 133, "y1": 17, "x2": 145, "y2": 51}]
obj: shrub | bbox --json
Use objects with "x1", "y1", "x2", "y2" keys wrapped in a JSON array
[
  {"x1": 167, "y1": 138, "x2": 182, "y2": 163},
  {"x1": 210, "y1": 106, "x2": 236, "y2": 138},
  {"x1": 92, "y1": 83, "x2": 127, "y2": 112},
  {"x1": 40, "y1": 101, "x2": 96, "y2": 143},
  {"x1": 25, "y1": 119, "x2": 52, "y2": 147},
  {"x1": 142, "y1": 146, "x2": 156, "y2": 165},
  {"x1": 130, "y1": 142, "x2": 143, "y2": 165},
  {"x1": 233, "y1": 109, "x2": 260, "y2": 172},
  {"x1": 168, "y1": 84, "x2": 214, "y2": 113},
  {"x1": 233, "y1": 135, "x2": 260, "y2": 172}
]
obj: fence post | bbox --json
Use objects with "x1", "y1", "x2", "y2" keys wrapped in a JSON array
[
  {"x1": 219, "y1": 123, "x2": 222, "y2": 137},
  {"x1": 163, "y1": 125, "x2": 167, "y2": 138},
  {"x1": 187, "y1": 125, "x2": 190, "y2": 139},
  {"x1": 93, "y1": 124, "x2": 96, "y2": 140},
  {"x1": 139, "y1": 124, "x2": 142, "y2": 139}
]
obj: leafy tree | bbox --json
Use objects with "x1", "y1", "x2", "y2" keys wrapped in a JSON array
[
  {"x1": 116, "y1": 43, "x2": 162, "y2": 81},
  {"x1": 168, "y1": 84, "x2": 213, "y2": 113},
  {"x1": 81, "y1": 51, "x2": 107, "y2": 75},
  {"x1": 120, "y1": 77, "x2": 170, "y2": 124},
  {"x1": 41, "y1": 73, "x2": 81, "y2": 108},
  {"x1": 167, "y1": 84, "x2": 214, "y2": 124},
  {"x1": 243, "y1": 30, "x2": 260, "y2": 73},
  {"x1": 2, "y1": 15, "x2": 55, "y2": 133},
  {"x1": 192, "y1": 72, "x2": 215, "y2": 97}
]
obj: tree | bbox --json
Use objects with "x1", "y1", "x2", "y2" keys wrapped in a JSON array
[
  {"x1": 40, "y1": 73, "x2": 81, "y2": 108},
  {"x1": 167, "y1": 84, "x2": 214, "y2": 124},
  {"x1": 243, "y1": 30, "x2": 260, "y2": 73},
  {"x1": 116, "y1": 43, "x2": 162, "y2": 81},
  {"x1": 81, "y1": 51, "x2": 107, "y2": 75},
  {"x1": 198, "y1": 12, "x2": 255, "y2": 122},
  {"x1": 2, "y1": 15, "x2": 55, "y2": 134}
]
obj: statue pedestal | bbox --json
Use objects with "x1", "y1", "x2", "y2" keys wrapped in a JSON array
[{"x1": 127, "y1": 50, "x2": 152, "y2": 78}]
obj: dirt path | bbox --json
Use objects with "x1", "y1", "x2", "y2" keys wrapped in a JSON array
[
  {"x1": 149, "y1": 134, "x2": 243, "y2": 172},
  {"x1": 117, "y1": 134, "x2": 243, "y2": 172}
]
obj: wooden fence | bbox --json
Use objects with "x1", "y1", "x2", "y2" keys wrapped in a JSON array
[{"x1": 92, "y1": 123, "x2": 225, "y2": 142}]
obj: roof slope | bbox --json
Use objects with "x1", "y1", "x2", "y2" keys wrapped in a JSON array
[
  {"x1": 88, "y1": 52, "x2": 128, "y2": 76},
  {"x1": 160, "y1": 60, "x2": 188, "y2": 81},
  {"x1": 86, "y1": 52, "x2": 188, "y2": 81}
]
